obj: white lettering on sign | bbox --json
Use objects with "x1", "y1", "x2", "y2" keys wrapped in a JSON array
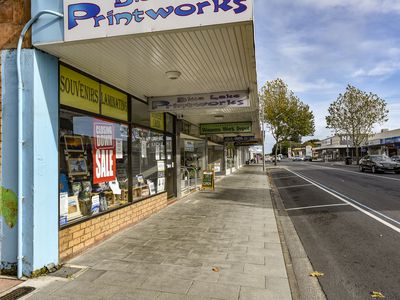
[
  {"x1": 64, "y1": 0, "x2": 253, "y2": 42},
  {"x1": 93, "y1": 122, "x2": 116, "y2": 183},
  {"x1": 149, "y1": 90, "x2": 250, "y2": 112}
]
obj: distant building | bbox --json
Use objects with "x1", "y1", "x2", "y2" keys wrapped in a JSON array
[{"x1": 365, "y1": 129, "x2": 400, "y2": 156}]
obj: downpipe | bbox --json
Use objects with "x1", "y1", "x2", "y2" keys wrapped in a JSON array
[{"x1": 16, "y1": 10, "x2": 63, "y2": 279}]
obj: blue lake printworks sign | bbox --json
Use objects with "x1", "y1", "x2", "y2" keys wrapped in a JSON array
[
  {"x1": 149, "y1": 91, "x2": 250, "y2": 112},
  {"x1": 64, "y1": 0, "x2": 253, "y2": 42}
]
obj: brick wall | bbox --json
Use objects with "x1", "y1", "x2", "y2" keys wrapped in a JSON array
[{"x1": 59, "y1": 193, "x2": 168, "y2": 261}]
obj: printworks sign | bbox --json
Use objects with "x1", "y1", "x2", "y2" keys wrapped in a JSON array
[
  {"x1": 200, "y1": 122, "x2": 252, "y2": 135},
  {"x1": 93, "y1": 121, "x2": 116, "y2": 184},
  {"x1": 149, "y1": 91, "x2": 249, "y2": 112},
  {"x1": 64, "y1": 0, "x2": 253, "y2": 42}
]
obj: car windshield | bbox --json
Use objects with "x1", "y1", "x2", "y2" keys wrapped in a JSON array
[{"x1": 371, "y1": 155, "x2": 392, "y2": 162}]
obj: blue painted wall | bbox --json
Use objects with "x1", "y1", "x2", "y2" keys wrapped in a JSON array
[
  {"x1": 0, "y1": 51, "x2": 19, "y2": 270},
  {"x1": 32, "y1": 0, "x2": 63, "y2": 45},
  {"x1": 0, "y1": 49, "x2": 59, "y2": 275}
]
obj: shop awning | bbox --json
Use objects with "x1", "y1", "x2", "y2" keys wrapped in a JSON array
[{"x1": 34, "y1": 2, "x2": 260, "y2": 138}]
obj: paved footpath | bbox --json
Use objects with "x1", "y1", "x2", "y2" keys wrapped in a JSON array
[{"x1": 23, "y1": 166, "x2": 291, "y2": 300}]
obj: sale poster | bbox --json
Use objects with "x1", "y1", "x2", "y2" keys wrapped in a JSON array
[{"x1": 93, "y1": 121, "x2": 116, "y2": 184}]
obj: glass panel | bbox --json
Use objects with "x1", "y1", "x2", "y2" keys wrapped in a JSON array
[
  {"x1": 132, "y1": 99, "x2": 150, "y2": 127},
  {"x1": 131, "y1": 127, "x2": 166, "y2": 201},
  {"x1": 166, "y1": 113, "x2": 174, "y2": 133},
  {"x1": 59, "y1": 109, "x2": 129, "y2": 226}
]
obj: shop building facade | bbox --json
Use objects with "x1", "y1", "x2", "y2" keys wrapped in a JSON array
[
  {"x1": 0, "y1": 0, "x2": 259, "y2": 276},
  {"x1": 365, "y1": 129, "x2": 400, "y2": 157}
]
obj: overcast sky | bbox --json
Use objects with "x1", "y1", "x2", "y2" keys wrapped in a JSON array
[{"x1": 254, "y1": 0, "x2": 400, "y2": 152}]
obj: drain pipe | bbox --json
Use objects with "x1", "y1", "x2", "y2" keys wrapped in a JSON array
[{"x1": 17, "y1": 10, "x2": 63, "y2": 279}]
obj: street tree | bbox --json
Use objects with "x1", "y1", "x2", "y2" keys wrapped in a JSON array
[
  {"x1": 326, "y1": 85, "x2": 388, "y2": 164},
  {"x1": 260, "y1": 78, "x2": 315, "y2": 165}
]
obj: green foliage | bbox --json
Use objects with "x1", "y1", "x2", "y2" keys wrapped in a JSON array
[
  {"x1": 0, "y1": 186, "x2": 18, "y2": 228},
  {"x1": 326, "y1": 85, "x2": 388, "y2": 162},
  {"x1": 271, "y1": 140, "x2": 302, "y2": 156},
  {"x1": 260, "y1": 79, "x2": 315, "y2": 145}
]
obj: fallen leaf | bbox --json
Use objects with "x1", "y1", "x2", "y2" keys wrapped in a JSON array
[
  {"x1": 370, "y1": 291, "x2": 385, "y2": 298},
  {"x1": 310, "y1": 271, "x2": 324, "y2": 277},
  {"x1": 212, "y1": 267, "x2": 220, "y2": 272}
]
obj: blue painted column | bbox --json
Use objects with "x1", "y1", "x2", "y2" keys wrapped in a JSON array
[{"x1": 1, "y1": 49, "x2": 59, "y2": 275}]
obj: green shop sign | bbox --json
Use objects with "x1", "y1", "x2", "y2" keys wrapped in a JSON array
[{"x1": 200, "y1": 122, "x2": 252, "y2": 135}]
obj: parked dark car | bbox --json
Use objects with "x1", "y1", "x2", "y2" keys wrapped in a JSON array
[{"x1": 359, "y1": 155, "x2": 400, "y2": 174}]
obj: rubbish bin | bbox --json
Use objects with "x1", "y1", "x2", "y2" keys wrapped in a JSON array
[{"x1": 345, "y1": 157, "x2": 352, "y2": 165}]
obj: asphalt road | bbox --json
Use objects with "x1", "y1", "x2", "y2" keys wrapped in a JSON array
[{"x1": 269, "y1": 161, "x2": 400, "y2": 300}]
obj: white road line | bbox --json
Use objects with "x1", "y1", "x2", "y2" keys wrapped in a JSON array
[
  {"x1": 301, "y1": 164, "x2": 400, "y2": 182},
  {"x1": 272, "y1": 175, "x2": 300, "y2": 179},
  {"x1": 278, "y1": 184, "x2": 314, "y2": 189},
  {"x1": 286, "y1": 203, "x2": 350, "y2": 211},
  {"x1": 285, "y1": 168, "x2": 400, "y2": 234}
]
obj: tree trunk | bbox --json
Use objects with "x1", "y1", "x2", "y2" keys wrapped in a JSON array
[
  {"x1": 274, "y1": 142, "x2": 278, "y2": 166},
  {"x1": 355, "y1": 145, "x2": 359, "y2": 165}
]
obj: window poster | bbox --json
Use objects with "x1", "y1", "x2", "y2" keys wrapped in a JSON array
[
  {"x1": 116, "y1": 138, "x2": 123, "y2": 159},
  {"x1": 157, "y1": 161, "x2": 165, "y2": 172},
  {"x1": 91, "y1": 194, "x2": 100, "y2": 214},
  {"x1": 93, "y1": 121, "x2": 116, "y2": 184},
  {"x1": 155, "y1": 144, "x2": 160, "y2": 160},
  {"x1": 59, "y1": 192, "x2": 68, "y2": 225},
  {"x1": 157, "y1": 177, "x2": 165, "y2": 193},
  {"x1": 147, "y1": 180, "x2": 156, "y2": 195},
  {"x1": 141, "y1": 140, "x2": 147, "y2": 158}
]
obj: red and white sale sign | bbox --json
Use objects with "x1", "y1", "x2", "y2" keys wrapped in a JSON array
[{"x1": 93, "y1": 121, "x2": 116, "y2": 184}]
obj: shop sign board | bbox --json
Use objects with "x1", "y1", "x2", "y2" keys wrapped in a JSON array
[
  {"x1": 201, "y1": 171, "x2": 215, "y2": 191},
  {"x1": 150, "y1": 112, "x2": 165, "y2": 131},
  {"x1": 101, "y1": 84, "x2": 128, "y2": 121},
  {"x1": 60, "y1": 64, "x2": 100, "y2": 113},
  {"x1": 149, "y1": 91, "x2": 249, "y2": 112},
  {"x1": 384, "y1": 136, "x2": 400, "y2": 144},
  {"x1": 200, "y1": 122, "x2": 252, "y2": 135},
  {"x1": 64, "y1": 0, "x2": 253, "y2": 42},
  {"x1": 93, "y1": 121, "x2": 116, "y2": 183},
  {"x1": 224, "y1": 135, "x2": 255, "y2": 143}
]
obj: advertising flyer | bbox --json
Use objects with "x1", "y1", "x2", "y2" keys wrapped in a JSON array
[{"x1": 93, "y1": 121, "x2": 116, "y2": 184}]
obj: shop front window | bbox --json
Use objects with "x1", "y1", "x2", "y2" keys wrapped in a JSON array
[
  {"x1": 59, "y1": 110, "x2": 129, "y2": 226},
  {"x1": 131, "y1": 127, "x2": 166, "y2": 201}
]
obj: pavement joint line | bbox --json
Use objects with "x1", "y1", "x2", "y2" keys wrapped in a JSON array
[
  {"x1": 277, "y1": 184, "x2": 314, "y2": 189},
  {"x1": 285, "y1": 203, "x2": 350, "y2": 211},
  {"x1": 285, "y1": 168, "x2": 400, "y2": 234},
  {"x1": 305, "y1": 164, "x2": 400, "y2": 182}
]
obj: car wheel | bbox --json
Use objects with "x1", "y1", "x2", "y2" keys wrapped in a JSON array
[
  {"x1": 359, "y1": 165, "x2": 364, "y2": 172},
  {"x1": 371, "y1": 166, "x2": 376, "y2": 174}
]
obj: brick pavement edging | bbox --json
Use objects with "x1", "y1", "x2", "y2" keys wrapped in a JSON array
[{"x1": 59, "y1": 193, "x2": 167, "y2": 261}]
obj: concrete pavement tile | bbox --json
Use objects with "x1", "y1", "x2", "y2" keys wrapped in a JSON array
[
  {"x1": 265, "y1": 277, "x2": 292, "y2": 299},
  {"x1": 264, "y1": 257, "x2": 288, "y2": 279},
  {"x1": 218, "y1": 272, "x2": 265, "y2": 288},
  {"x1": 243, "y1": 263, "x2": 274, "y2": 276},
  {"x1": 111, "y1": 288, "x2": 160, "y2": 300},
  {"x1": 188, "y1": 281, "x2": 240, "y2": 300},
  {"x1": 202, "y1": 262, "x2": 245, "y2": 274},
  {"x1": 248, "y1": 233, "x2": 281, "y2": 243},
  {"x1": 124, "y1": 251, "x2": 167, "y2": 264},
  {"x1": 246, "y1": 247, "x2": 282, "y2": 257},
  {"x1": 93, "y1": 270, "x2": 148, "y2": 287},
  {"x1": 163, "y1": 257, "x2": 203, "y2": 268},
  {"x1": 75, "y1": 269, "x2": 107, "y2": 282},
  {"x1": 239, "y1": 286, "x2": 291, "y2": 300},
  {"x1": 50, "y1": 280, "x2": 122, "y2": 299},
  {"x1": 226, "y1": 254, "x2": 265, "y2": 265},
  {"x1": 187, "y1": 281, "x2": 240, "y2": 300},
  {"x1": 140, "y1": 274, "x2": 193, "y2": 294},
  {"x1": 156, "y1": 292, "x2": 214, "y2": 300}
]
